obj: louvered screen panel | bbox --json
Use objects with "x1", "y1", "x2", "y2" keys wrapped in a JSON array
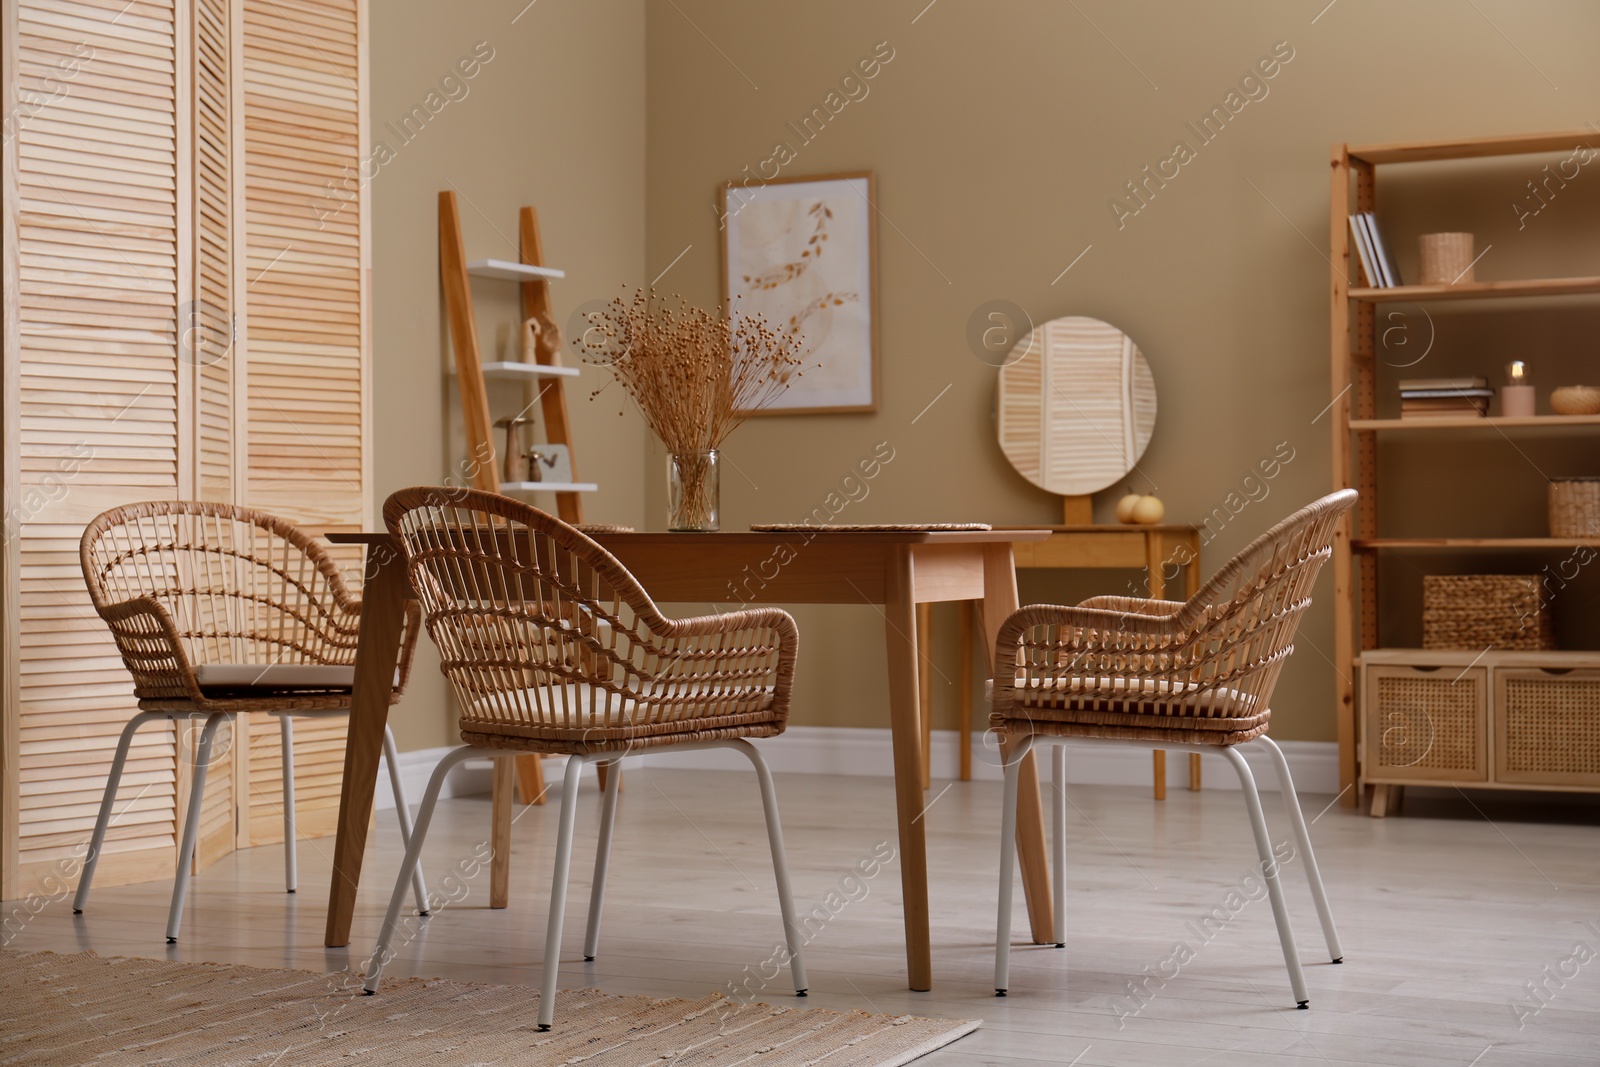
[
  {"x1": 10, "y1": 0, "x2": 186, "y2": 891},
  {"x1": 240, "y1": 0, "x2": 367, "y2": 842},
  {"x1": 193, "y1": 0, "x2": 235, "y2": 504}
]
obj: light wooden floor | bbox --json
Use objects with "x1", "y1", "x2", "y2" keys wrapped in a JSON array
[{"x1": 7, "y1": 767, "x2": 1600, "y2": 1065}]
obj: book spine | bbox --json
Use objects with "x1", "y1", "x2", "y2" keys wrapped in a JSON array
[{"x1": 1348, "y1": 215, "x2": 1378, "y2": 288}]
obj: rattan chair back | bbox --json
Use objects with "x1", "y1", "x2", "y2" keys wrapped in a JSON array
[
  {"x1": 81, "y1": 501, "x2": 366, "y2": 702},
  {"x1": 996, "y1": 490, "x2": 1357, "y2": 727},
  {"x1": 383, "y1": 487, "x2": 795, "y2": 752}
]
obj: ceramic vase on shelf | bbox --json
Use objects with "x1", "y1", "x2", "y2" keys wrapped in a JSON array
[{"x1": 667, "y1": 450, "x2": 720, "y2": 532}]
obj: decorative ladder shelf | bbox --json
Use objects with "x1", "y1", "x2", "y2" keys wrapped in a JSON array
[{"x1": 438, "y1": 191, "x2": 603, "y2": 822}]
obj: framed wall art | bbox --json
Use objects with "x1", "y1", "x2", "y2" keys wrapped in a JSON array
[{"x1": 720, "y1": 171, "x2": 879, "y2": 414}]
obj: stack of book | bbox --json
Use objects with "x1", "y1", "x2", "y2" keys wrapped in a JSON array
[
  {"x1": 1348, "y1": 212, "x2": 1401, "y2": 288},
  {"x1": 1399, "y1": 377, "x2": 1491, "y2": 419}
]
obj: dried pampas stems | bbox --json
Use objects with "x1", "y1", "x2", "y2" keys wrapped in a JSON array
[{"x1": 580, "y1": 289, "x2": 807, "y2": 455}]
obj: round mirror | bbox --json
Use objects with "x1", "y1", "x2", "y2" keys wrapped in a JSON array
[{"x1": 996, "y1": 315, "x2": 1156, "y2": 496}]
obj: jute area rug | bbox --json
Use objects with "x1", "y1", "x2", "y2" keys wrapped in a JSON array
[{"x1": 0, "y1": 951, "x2": 978, "y2": 1066}]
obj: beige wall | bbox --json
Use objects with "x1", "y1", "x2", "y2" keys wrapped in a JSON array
[
  {"x1": 642, "y1": 0, "x2": 1600, "y2": 743},
  {"x1": 370, "y1": 1, "x2": 1600, "y2": 750},
  {"x1": 369, "y1": 0, "x2": 646, "y2": 749}
]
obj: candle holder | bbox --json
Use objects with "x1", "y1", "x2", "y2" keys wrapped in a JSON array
[{"x1": 1501, "y1": 360, "x2": 1536, "y2": 418}]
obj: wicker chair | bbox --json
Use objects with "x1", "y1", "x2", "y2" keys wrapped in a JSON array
[
  {"x1": 75, "y1": 500, "x2": 428, "y2": 942},
  {"x1": 364, "y1": 487, "x2": 808, "y2": 1031},
  {"x1": 991, "y1": 490, "x2": 1357, "y2": 1007}
]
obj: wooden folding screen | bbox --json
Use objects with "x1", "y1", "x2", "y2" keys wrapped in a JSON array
[{"x1": 0, "y1": 0, "x2": 370, "y2": 897}]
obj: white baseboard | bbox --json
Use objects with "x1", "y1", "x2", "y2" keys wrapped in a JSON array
[
  {"x1": 639, "y1": 728, "x2": 1338, "y2": 794},
  {"x1": 383, "y1": 730, "x2": 1340, "y2": 802}
]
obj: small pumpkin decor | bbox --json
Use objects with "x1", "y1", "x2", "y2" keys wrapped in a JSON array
[{"x1": 1116, "y1": 488, "x2": 1166, "y2": 525}]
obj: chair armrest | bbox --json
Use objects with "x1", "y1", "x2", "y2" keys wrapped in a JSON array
[
  {"x1": 1075, "y1": 595, "x2": 1187, "y2": 617},
  {"x1": 990, "y1": 602, "x2": 1207, "y2": 713},
  {"x1": 645, "y1": 606, "x2": 801, "y2": 725},
  {"x1": 94, "y1": 595, "x2": 205, "y2": 703}
]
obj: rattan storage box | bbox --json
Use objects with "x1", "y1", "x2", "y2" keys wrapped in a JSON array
[
  {"x1": 1422, "y1": 575, "x2": 1554, "y2": 651},
  {"x1": 1549, "y1": 477, "x2": 1600, "y2": 538},
  {"x1": 1495, "y1": 666, "x2": 1600, "y2": 786}
]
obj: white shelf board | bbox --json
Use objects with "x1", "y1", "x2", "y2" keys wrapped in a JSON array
[
  {"x1": 466, "y1": 259, "x2": 566, "y2": 282},
  {"x1": 480, "y1": 360, "x2": 579, "y2": 379},
  {"x1": 500, "y1": 481, "x2": 598, "y2": 494}
]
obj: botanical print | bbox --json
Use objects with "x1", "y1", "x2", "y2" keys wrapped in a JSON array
[{"x1": 724, "y1": 175, "x2": 875, "y2": 412}]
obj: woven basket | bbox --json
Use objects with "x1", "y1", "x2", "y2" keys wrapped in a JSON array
[
  {"x1": 1549, "y1": 478, "x2": 1600, "y2": 538},
  {"x1": 1422, "y1": 575, "x2": 1554, "y2": 651}
]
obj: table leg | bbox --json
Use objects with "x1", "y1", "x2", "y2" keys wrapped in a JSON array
[
  {"x1": 883, "y1": 547, "x2": 932, "y2": 990},
  {"x1": 1153, "y1": 751, "x2": 1167, "y2": 800},
  {"x1": 958, "y1": 600, "x2": 973, "y2": 782},
  {"x1": 1183, "y1": 534, "x2": 1202, "y2": 792},
  {"x1": 916, "y1": 602, "x2": 933, "y2": 789},
  {"x1": 515, "y1": 754, "x2": 546, "y2": 805},
  {"x1": 491, "y1": 758, "x2": 515, "y2": 908},
  {"x1": 981, "y1": 544, "x2": 1054, "y2": 946},
  {"x1": 325, "y1": 545, "x2": 410, "y2": 947}
]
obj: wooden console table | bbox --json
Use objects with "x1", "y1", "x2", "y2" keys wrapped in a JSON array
[{"x1": 932, "y1": 523, "x2": 1203, "y2": 796}]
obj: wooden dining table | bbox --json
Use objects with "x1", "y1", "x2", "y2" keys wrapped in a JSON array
[{"x1": 322, "y1": 526, "x2": 1056, "y2": 992}]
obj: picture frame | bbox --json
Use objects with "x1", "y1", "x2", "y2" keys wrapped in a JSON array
[{"x1": 720, "y1": 171, "x2": 879, "y2": 415}]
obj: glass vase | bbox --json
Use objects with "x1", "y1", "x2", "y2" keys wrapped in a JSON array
[{"x1": 667, "y1": 450, "x2": 720, "y2": 532}]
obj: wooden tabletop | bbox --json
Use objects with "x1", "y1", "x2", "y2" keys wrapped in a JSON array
[
  {"x1": 330, "y1": 528, "x2": 1055, "y2": 546},
  {"x1": 990, "y1": 523, "x2": 1200, "y2": 533}
]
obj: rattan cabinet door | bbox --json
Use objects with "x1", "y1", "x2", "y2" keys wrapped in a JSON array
[
  {"x1": 1495, "y1": 669, "x2": 1600, "y2": 787},
  {"x1": 1363, "y1": 665, "x2": 1489, "y2": 783}
]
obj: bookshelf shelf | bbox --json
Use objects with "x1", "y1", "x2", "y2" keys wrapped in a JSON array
[
  {"x1": 1352, "y1": 537, "x2": 1600, "y2": 551},
  {"x1": 1349, "y1": 414, "x2": 1600, "y2": 432},
  {"x1": 1349, "y1": 276, "x2": 1600, "y2": 303},
  {"x1": 1329, "y1": 128, "x2": 1600, "y2": 816}
]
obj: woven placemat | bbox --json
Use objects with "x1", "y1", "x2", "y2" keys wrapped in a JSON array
[
  {"x1": 574, "y1": 523, "x2": 635, "y2": 534},
  {"x1": 2, "y1": 950, "x2": 979, "y2": 1067},
  {"x1": 751, "y1": 522, "x2": 993, "y2": 532}
]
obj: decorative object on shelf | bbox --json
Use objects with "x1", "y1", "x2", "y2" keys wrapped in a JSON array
[
  {"x1": 667, "y1": 451, "x2": 720, "y2": 532},
  {"x1": 1501, "y1": 360, "x2": 1536, "y2": 417},
  {"x1": 582, "y1": 291, "x2": 802, "y2": 532},
  {"x1": 520, "y1": 316, "x2": 559, "y2": 365},
  {"x1": 1398, "y1": 376, "x2": 1490, "y2": 419},
  {"x1": 494, "y1": 415, "x2": 534, "y2": 482},
  {"x1": 1418, "y1": 232, "x2": 1476, "y2": 285},
  {"x1": 1549, "y1": 477, "x2": 1600, "y2": 538},
  {"x1": 1115, "y1": 489, "x2": 1142, "y2": 523},
  {"x1": 1114, "y1": 490, "x2": 1165, "y2": 524},
  {"x1": 1550, "y1": 384, "x2": 1600, "y2": 416},
  {"x1": 1422, "y1": 574, "x2": 1554, "y2": 651},
  {"x1": 721, "y1": 172, "x2": 877, "y2": 414},
  {"x1": 996, "y1": 316, "x2": 1157, "y2": 523}
]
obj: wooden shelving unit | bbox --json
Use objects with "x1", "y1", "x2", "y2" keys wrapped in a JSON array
[{"x1": 1329, "y1": 128, "x2": 1600, "y2": 811}]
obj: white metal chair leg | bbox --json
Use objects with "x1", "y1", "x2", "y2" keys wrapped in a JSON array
[
  {"x1": 382, "y1": 724, "x2": 430, "y2": 916},
  {"x1": 1220, "y1": 745, "x2": 1309, "y2": 1008},
  {"x1": 280, "y1": 714, "x2": 297, "y2": 893},
  {"x1": 364, "y1": 745, "x2": 483, "y2": 994},
  {"x1": 730, "y1": 739, "x2": 809, "y2": 996},
  {"x1": 74, "y1": 710, "x2": 171, "y2": 914},
  {"x1": 167, "y1": 713, "x2": 227, "y2": 943},
  {"x1": 537, "y1": 754, "x2": 589, "y2": 1031},
  {"x1": 994, "y1": 734, "x2": 1033, "y2": 995},
  {"x1": 1051, "y1": 743, "x2": 1066, "y2": 948},
  {"x1": 1256, "y1": 735, "x2": 1343, "y2": 963},
  {"x1": 583, "y1": 757, "x2": 623, "y2": 961}
]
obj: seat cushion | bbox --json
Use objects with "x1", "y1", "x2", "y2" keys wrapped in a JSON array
[
  {"x1": 457, "y1": 682, "x2": 783, "y2": 754},
  {"x1": 193, "y1": 664, "x2": 398, "y2": 691},
  {"x1": 987, "y1": 675, "x2": 1268, "y2": 744}
]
